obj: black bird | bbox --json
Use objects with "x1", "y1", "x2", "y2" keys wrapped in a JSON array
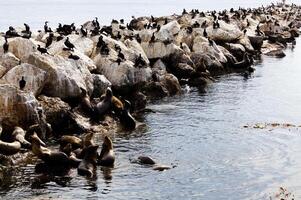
[
  {"x1": 19, "y1": 76, "x2": 26, "y2": 90},
  {"x1": 114, "y1": 44, "x2": 121, "y2": 52},
  {"x1": 182, "y1": 9, "x2": 188, "y2": 15},
  {"x1": 81, "y1": 25, "x2": 87, "y2": 37},
  {"x1": 24, "y1": 23, "x2": 30, "y2": 32},
  {"x1": 151, "y1": 15, "x2": 155, "y2": 22},
  {"x1": 3, "y1": 37, "x2": 9, "y2": 53},
  {"x1": 208, "y1": 39, "x2": 214, "y2": 46},
  {"x1": 164, "y1": 18, "x2": 168, "y2": 25},
  {"x1": 156, "y1": 25, "x2": 161, "y2": 32},
  {"x1": 45, "y1": 33, "x2": 54, "y2": 48},
  {"x1": 69, "y1": 53, "x2": 80, "y2": 60},
  {"x1": 56, "y1": 33, "x2": 64, "y2": 42},
  {"x1": 134, "y1": 54, "x2": 146, "y2": 68},
  {"x1": 135, "y1": 34, "x2": 141, "y2": 43},
  {"x1": 44, "y1": 21, "x2": 49, "y2": 32},
  {"x1": 37, "y1": 45, "x2": 49, "y2": 54},
  {"x1": 64, "y1": 37, "x2": 75, "y2": 50},
  {"x1": 117, "y1": 49, "x2": 125, "y2": 60},
  {"x1": 97, "y1": 36, "x2": 105, "y2": 48},
  {"x1": 243, "y1": 29, "x2": 247, "y2": 35},
  {"x1": 120, "y1": 19, "x2": 124, "y2": 24},
  {"x1": 186, "y1": 26, "x2": 193, "y2": 34},
  {"x1": 22, "y1": 31, "x2": 32, "y2": 39},
  {"x1": 203, "y1": 28, "x2": 208, "y2": 38},
  {"x1": 100, "y1": 44, "x2": 110, "y2": 55},
  {"x1": 192, "y1": 21, "x2": 200, "y2": 28},
  {"x1": 150, "y1": 33, "x2": 155, "y2": 43},
  {"x1": 201, "y1": 20, "x2": 207, "y2": 28},
  {"x1": 116, "y1": 58, "x2": 122, "y2": 65}
]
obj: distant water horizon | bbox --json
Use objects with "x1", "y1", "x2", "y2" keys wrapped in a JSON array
[{"x1": 0, "y1": 0, "x2": 300, "y2": 31}]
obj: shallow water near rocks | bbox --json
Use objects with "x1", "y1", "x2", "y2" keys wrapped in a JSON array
[{"x1": 1, "y1": 41, "x2": 301, "y2": 199}]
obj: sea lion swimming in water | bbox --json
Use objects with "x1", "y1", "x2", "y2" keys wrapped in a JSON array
[
  {"x1": 119, "y1": 100, "x2": 136, "y2": 130},
  {"x1": 134, "y1": 155, "x2": 173, "y2": 171},
  {"x1": 78, "y1": 145, "x2": 99, "y2": 177},
  {"x1": 97, "y1": 136, "x2": 115, "y2": 167},
  {"x1": 31, "y1": 132, "x2": 70, "y2": 166}
]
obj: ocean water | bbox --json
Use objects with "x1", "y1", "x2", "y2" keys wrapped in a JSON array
[{"x1": 1, "y1": 0, "x2": 301, "y2": 200}]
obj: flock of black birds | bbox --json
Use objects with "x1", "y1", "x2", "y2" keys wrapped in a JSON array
[{"x1": 1, "y1": 3, "x2": 299, "y2": 92}]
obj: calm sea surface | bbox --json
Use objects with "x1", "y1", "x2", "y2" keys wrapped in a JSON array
[{"x1": 1, "y1": 0, "x2": 301, "y2": 199}]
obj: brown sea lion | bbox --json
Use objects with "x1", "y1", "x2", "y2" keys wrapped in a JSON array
[
  {"x1": 59, "y1": 135, "x2": 82, "y2": 151},
  {"x1": 119, "y1": 100, "x2": 136, "y2": 130},
  {"x1": 31, "y1": 133, "x2": 70, "y2": 166},
  {"x1": 80, "y1": 87, "x2": 94, "y2": 115},
  {"x1": 78, "y1": 145, "x2": 99, "y2": 177},
  {"x1": 12, "y1": 126, "x2": 31, "y2": 149},
  {"x1": 98, "y1": 136, "x2": 115, "y2": 166},
  {"x1": 96, "y1": 87, "x2": 113, "y2": 116}
]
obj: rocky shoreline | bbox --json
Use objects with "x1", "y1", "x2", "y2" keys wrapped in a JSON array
[{"x1": 0, "y1": 2, "x2": 301, "y2": 184}]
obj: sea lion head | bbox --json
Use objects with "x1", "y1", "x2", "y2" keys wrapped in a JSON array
[
  {"x1": 103, "y1": 136, "x2": 113, "y2": 150},
  {"x1": 30, "y1": 132, "x2": 46, "y2": 147},
  {"x1": 105, "y1": 87, "x2": 113, "y2": 99}
]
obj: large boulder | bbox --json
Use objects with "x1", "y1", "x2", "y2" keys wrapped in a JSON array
[
  {"x1": 156, "y1": 21, "x2": 181, "y2": 41},
  {"x1": 93, "y1": 54, "x2": 152, "y2": 88},
  {"x1": 7, "y1": 38, "x2": 37, "y2": 62},
  {"x1": 92, "y1": 74, "x2": 112, "y2": 98},
  {"x1": 207, "y1": 21, "x2": 243, "y2": 42},
  {"x1": 0, "y1": 53, "x2": 20, "y2": 76},
  {"x1": 0, "y1": 84, "x2": 40, "y2": 130},
  {"x1": 141, "y1": 42, "x2": 182, "y2": 59},
  {"x1": 0, "y1": 63, "x2": 47, "y2": 96},
  {"x1": 28, "y1": 53, "x2": 93, "y2": 99}
]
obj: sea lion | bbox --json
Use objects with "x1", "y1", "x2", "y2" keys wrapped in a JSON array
[
  {"x1": 12, "y1": 126, "x2": 31, "y2": 149},
  {"x1": 0, "y1": 140, "x2": 21, "y2": 156},
  {"x1": 31, "y1": 133, "x2": 70, "y2": 166},
  {"x1": 96, "y1": 87, "x2": 113, "y2": 116},
  {"x1": 78, "y1": 145, "x2": 99, "y2": 177},
  {"x1": 61, "y1": 143, "x2": 81, "y2": 168},
  {"x1": 112, "y1": 95, "x2": 124, "y2": 116},
  {"x1": 80, "y1": 88, "x2": 93, "y2": 115},
  {"x1": 135, "y1": 155, "x2": 173, "y2": 171},
  {"x1": 74, "y1": 132, "x2": 95, "y2": 159},
  {"x1": 59, "y1": 135, "x2": 82, "y2": 151},
  {"x1": 119, "y1": 100, "x2": 136, "y2": 130},
  {"x1": 97, "y1": 136, "x2": 115, "y2": 166}
]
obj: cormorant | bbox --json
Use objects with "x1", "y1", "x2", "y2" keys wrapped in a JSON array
[
  {"x1": 3, "y1": 37, "x2": 9, "y2": 53},
  {"x1": 69, "y1": 53, "x2": 80, "y2": 60},
  {"x1": 19, "y1": 76, "x2": 26, "y2": 90},
  {"x1": 116, "y1": 58, "x2": 122, "y2": 65},
  {"x1": 134, "y1": 54, "x2": 146, "y2": 68},
  {"x1": 81, "y1": 25, "x2": 87, "y2": 37},
  {"x1": 150, "y1": 33, "x2": 155, "y2": 43},
  {"x1": 45, "y1": 33, "x2": 54, "y2": 48},
  {"x1": 182, "y1": 9, "x2": 188, "y2": 15},
  {"x1": 135, "y1": 34, "x2": 141, "y2": 43},
  {"x1": 44, "y1": 21, "x2": 49, "y2": 32},
  {"x1": 37, "y1": 45, "x2": 49, "y2": 54},
  {"x1": 117, "y1": 49, "x2": 125, "y2": 60},
  {"x1": 24, "y1": 23, "x2": 30, "y2": 32},
  {"x1": 64, "y1": 37, "x2": 75, "y2": 50},
  {"x1": 203, "y1": 28, "x2": 208, "y2": 38}
]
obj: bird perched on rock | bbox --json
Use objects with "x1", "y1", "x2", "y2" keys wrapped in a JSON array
[
  {"x1": 37, "y1": 45, "x2": 49, "y2": 54},
  {"x1": 23, "y1": 23, "x2": 30, "y2": 33},
  {"x1": 45, "y1": 33, "x2": 54, "y2": 48},
  {"x1": 203, "y1": 28, "x2": 208, "y2": 38},
  {"x1": 44, "y1": 21, "x2": 51, "y2": 33},
  {"x1": 134, "y1": 54, "x2": 146, "y2": 68},
  {"x1": 117, "y1": 49, "x2": 125, "y2": 60},
  {"x1": 3, "y1": 37, "x2": 8, "y2": 53},
  {"x1": 150, "y1": 33, "x2": 156, "y2": 43},
  {"x1": 19, "y1": 76, "x2": 26, "y2": 90},
  {"x1": 80, "y1": 25, "x2": 87, "y2": 37},
  {"x1": 64, "y1": 37, "x2": 75, "y2": 50},
  {"x1": 68, "y1": 53, "x2": 80, "y2": 60}
]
